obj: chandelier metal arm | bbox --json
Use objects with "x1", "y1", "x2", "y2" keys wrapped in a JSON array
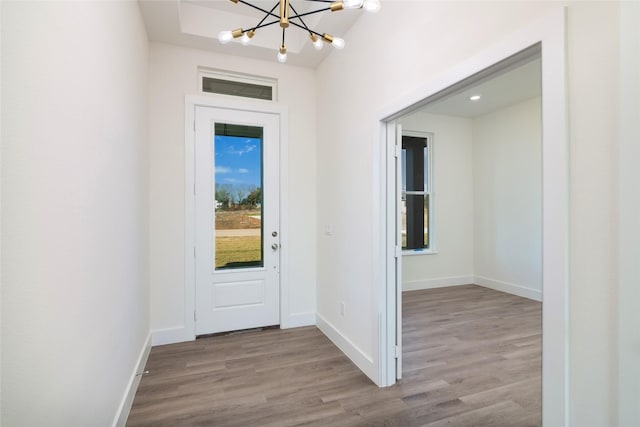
[
  {"x1": 252, "y1": 2, "x2": 280, "y2": 30},
  {"x1": 220, "y1": 0, "x2": 381, "y2": 62},
  {"x1": 287, "y1": 20, "x2": 323, "y2": 37},
  {"x1": 236, "y1": 0, "x2": 281, "y2": 21},
  {"x1": 236, "y1": 0, "x2": 332, "y2": 26},
  {"x1": 288, "y1": 3, "x2": 314, "y2": 35},
  {"x1": 244, "y1": 18, "x2": 323, "y2": 37},
  {"x1": 247, "y1": 20, "x2": 281, "y2": 32},
  {"x1": 289, "y1": 6, "x2": 332, "y2": 21},
  {"x1": 242, "y1": 17, "x2": 323, "y2": 37}
]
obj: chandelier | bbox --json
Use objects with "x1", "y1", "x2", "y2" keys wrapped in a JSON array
[{"x1": 217, "y1": 0, "x2": 381, "y2": 63}]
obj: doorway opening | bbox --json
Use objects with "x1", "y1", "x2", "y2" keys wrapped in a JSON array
[
  {"x1": 378, "y1": 10, "x2": 569, "y2": 425},
  {"x1": 395, "y1": 50, "x2": 543, "y2": 423}
]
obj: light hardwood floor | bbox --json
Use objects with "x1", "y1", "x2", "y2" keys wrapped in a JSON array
[{"x1": 127, "y1": 285, "x2": 541, "y2": 426}]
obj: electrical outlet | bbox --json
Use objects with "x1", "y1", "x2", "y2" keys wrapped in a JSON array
[{"x1": 325, "y1": 224, "x2": 333, "y2": 236}]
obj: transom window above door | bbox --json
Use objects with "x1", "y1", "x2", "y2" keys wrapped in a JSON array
[{"x1": 199, "y1": 68, "x2": 278, "y2": 101}]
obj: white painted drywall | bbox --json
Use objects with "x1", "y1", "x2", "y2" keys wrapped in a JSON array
[
  {"x1": 316, "y1": 1, "x2": 623, "y2": 423},
  {"x1": 567, "y1": 4, "x2": 619, "y2": 425},
  {"x1": 473, "y1": 97, "x2": 542, "y2": 300},
  {"x1": 148, "y1": 43, "x2": 317, "y2": 340},
  {"x1": 398, "y1": 112, "x2": 474, "y2": 290},
  {"x1": 1, "y1": 1, "x2": 149, "y2": 425},
  {"x1": 0, "y1": 1, "x2": 3, "y2": 418},
  {"x1": 316, "y1": 0, "x2": 555, "y2": 380},
  {"x1": 617, "y1": 1, "x2": 640, "y2": 425}
]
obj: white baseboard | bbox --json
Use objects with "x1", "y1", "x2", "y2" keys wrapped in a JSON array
[
  {"x1": 474, "y1": 276, "x2": 542, "y2": 302},
  {"x1": 151, "y1": 326, "x2": 193, "y2": 346},
  {"x1": 403, "y1": 275, "x2": 474, "y2": 292},
  {"x1": 112, "y1": 332, "x2": 152, "y2": 427},
  {"x1": 152, "y1": 313, "x2": 315, "y2": 343},
  {"x1": 283, "y1": 312, "x2": 316, "y2": 329},
  {"x1": 316, "y1": 313, "x2": 376, "y2": 383}
]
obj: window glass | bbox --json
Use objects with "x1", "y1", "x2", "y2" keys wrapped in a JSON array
[
  {"x1": 213, "y1": 123, "x2": 264, "y2": 270},
  {"x1": 203, "y1": 77, "x2": 273, "y2": 101},
  {"x1": 401, "y1": 134, "x2": 432, "y2": 250}
]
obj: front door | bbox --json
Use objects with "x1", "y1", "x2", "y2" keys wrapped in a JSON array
[{"x1": 195, "y1": 106, "x2": 280, "y2": 335}]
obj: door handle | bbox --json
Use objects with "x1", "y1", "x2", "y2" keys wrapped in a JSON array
[{"x1": 271, "y1": 243, "x2": 280, "y2": 251}]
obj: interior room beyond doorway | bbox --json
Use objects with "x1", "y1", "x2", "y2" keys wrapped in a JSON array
[{"x1": 396, "y1": 52, "x2": 543, "y2": 423}]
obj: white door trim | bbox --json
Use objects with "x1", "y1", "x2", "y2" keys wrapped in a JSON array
[
  {"x1": 375, "y1": 7, "x2": 568, "y2": 427},
  {"x1": 185, "y1": 95, "x2": 290, "y2": 339}
]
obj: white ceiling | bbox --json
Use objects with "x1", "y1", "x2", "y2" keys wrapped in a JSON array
[
  {"x1": 138, "y1": 0, "x2": 364, "y2": 68},
  {"x1": 417, "y1": 57, "x2": 542, "y2": 118}
]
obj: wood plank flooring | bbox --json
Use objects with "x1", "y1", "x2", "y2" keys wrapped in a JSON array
[{"x1": 127, "y1": 285, "x2": 541, "y2": 426}]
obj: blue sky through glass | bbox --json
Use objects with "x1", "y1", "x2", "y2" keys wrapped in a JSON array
[{"x1": 214, "y1": 135, "x2": 262, "y2": 189}]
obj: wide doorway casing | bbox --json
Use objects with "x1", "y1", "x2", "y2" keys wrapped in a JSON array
[{"x1": 377, "y1": 8, "x2": 568, "y2": 427}]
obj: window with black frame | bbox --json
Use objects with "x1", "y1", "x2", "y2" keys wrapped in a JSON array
[{"x1": 401, "y1": 134, "x2": 432, "y2": 251}]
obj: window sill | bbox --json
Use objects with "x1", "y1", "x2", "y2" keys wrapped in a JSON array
[{"x1": 402, "y1": 249, "x2": 438, "y2": 256}]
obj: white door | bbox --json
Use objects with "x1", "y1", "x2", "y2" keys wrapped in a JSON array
[{"x1": 195, "y1": 106, "x2": 280, "y2": 335}]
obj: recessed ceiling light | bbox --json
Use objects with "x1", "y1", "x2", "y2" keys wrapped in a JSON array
[{"x1": 469, "y1": 95, "x2": 481, "y2": 101}]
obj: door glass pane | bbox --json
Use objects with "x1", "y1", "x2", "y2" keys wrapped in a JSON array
[{"x1": 213, "y1": 123, "x2": 263, "y2": 270}]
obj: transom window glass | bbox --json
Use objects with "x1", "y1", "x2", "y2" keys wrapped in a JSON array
[
  {"x1": 199, "y1": 68, "x2": 278, "y2": 101},
  {"x1": 401, "y1": 134, "x2": 433, "y2": 251}
]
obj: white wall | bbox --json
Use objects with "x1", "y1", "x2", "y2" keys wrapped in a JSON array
[
  {"x1": 617, "y1": 1, "x2": 640, "y2": 425},
  {"x1": 316, "y1": 1, "x2": 623, "y2": 423},
  {"x1": 398, "y1": 112, "x2": 474, "y2": 290},
  {"x1": 316, "y1": 0, "x2": 554, "y2": 382},
  {"x1": 400, "y1": 98, "x2": 542, "y2": 301},
  {"x1": 0, "y1": 1, "x2": 3, "y2": 417},
  {"x1": 473, "y1": 97, "x2": 542, "y2": 300},
  {"x1": 567, "y1": 4, "x2": 619, "y2": 425},
  {"x1": 1, "y1": 2, "x2": 149, "y2": 425},
  {"x1": 148, "y1": 43, "x2": 317, "y2": 342}
]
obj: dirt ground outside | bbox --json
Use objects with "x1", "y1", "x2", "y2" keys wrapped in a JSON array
[{"x1": 215, "y1": 209, "x2": 261, "y2": 230}]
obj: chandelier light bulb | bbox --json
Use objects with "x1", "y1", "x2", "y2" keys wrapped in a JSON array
[
  {"x1": 310, "y1": 34, "x2": 324, "y2": 50},
  {"x1": 278, "y1": 45, "x2": 288, "y2": 63},
  {"x1": 218, "y1": 30, "x2": 233, "y2": 44},
  {"x1": 331, "y1": 37, "x2": 345, "y2": 50},
  {"x1": 220, "y1": 0, "x2": 378, "y2": 62},
  {"x1": 363, "y1": 0, "x2": 381, "y2": 12},
  {"x1": 241, "y1": 30, "x2": 255, "y2": 46},
  {"x1": 342, "y1": 0, "x2": 364, "y2": 9},
  {"x1": 218, "y1": 28, "x2": 243, "y2": 44}
]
